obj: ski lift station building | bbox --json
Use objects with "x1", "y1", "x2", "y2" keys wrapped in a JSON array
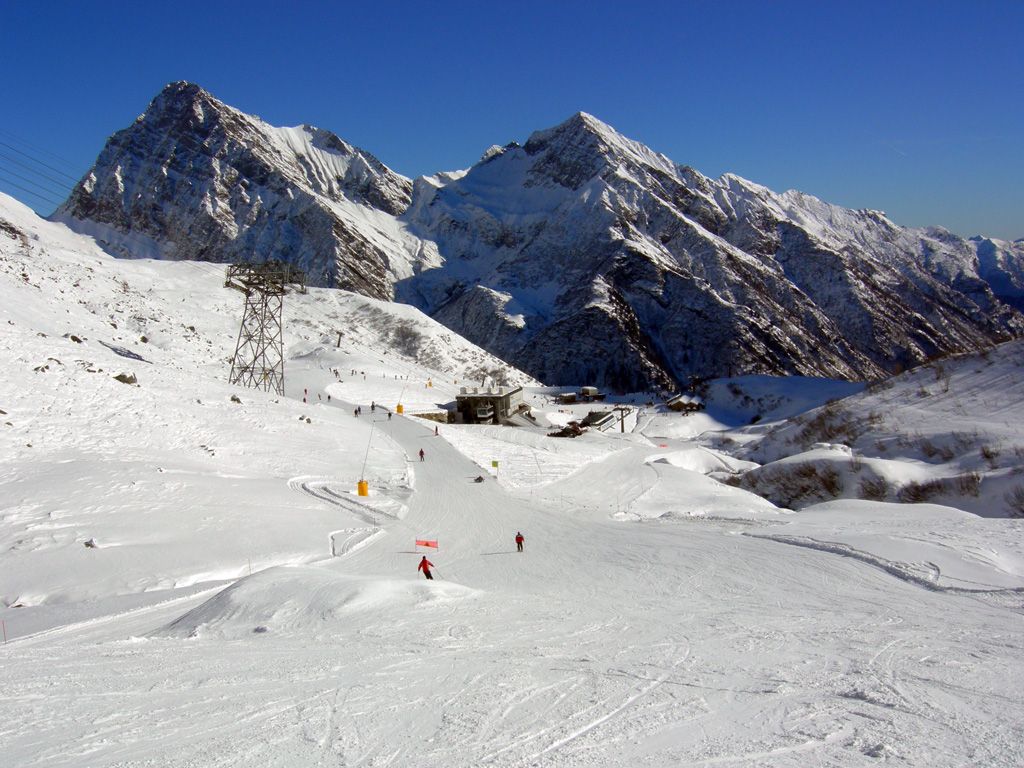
[{"x1": 455, "y1": 385, "x2": 525, "y2": 424}]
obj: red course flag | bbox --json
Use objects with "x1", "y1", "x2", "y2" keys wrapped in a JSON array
[{"x1": 416, "y1": 539, "x2": 438, "y2": 549}]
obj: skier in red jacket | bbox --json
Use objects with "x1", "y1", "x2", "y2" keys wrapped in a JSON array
[
  {"x1": 418, "y1": 556, "x2": 434, "y2": 580},
  {"x1": 515, "y1": 531, "x2": 525, "y2": 553}
]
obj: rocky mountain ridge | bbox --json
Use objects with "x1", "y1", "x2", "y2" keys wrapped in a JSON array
[
  {"x1": 56, "y1": 82, "x2": 437, "y2": 299},
  {"x1": 399, "y1": 112, "x2": 1023, "y2": 388},
  {"x1": 57, "y1": 83, "x2": 1024, "y2": 389}
]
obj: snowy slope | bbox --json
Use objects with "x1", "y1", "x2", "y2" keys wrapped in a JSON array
[
  {"x1": 1, "y1": 195, "x2": 1023, "y2": 766},
  {"x1": 729, "y1": 342, "x2": 1024, "y2": 516},
  {"x1": 0, "y1": 190, "x2": 530, "y2": 613}
]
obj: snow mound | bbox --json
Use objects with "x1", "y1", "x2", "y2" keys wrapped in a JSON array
[
  {"x1": 645, "y1": 445, "x2": 756, "y2": 474},
  {"x1": 156, "y1": 566, "x2": 479, "y2": 639},
  {"x1": 737, "y1": 341, "x2": 1024, "y2": 516}
]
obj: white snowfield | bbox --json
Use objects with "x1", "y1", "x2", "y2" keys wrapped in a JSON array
[{"x1": 1, "y1": 193, "x2": 1023, "y2": 766}]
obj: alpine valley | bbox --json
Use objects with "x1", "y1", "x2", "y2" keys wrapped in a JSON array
[
  {"x1": 5, "y1": 81, "x2": 1024, "y2": 768},
  {"x1": 58, "y1": 82, "x2": 1024, "y2": 389}
]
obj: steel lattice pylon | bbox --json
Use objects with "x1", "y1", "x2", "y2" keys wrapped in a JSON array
[{"x1": 225, "y1": 261, "x2": 306, "y2": 396}]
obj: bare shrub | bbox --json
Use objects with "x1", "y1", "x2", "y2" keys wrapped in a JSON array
[
  {"x1": 980, "y1": 444, "x2": 1001, "y2": 468},
  {"x1": 792, "y1": 462, "x2": 819, "y2": 480},
  {"x1": 1006, "y1": 486, "x2": 1024, "y2": 518},
  {"x1": 859, "y1": 476, "x2": 889, "y2": 501},
  {"x1": 954, "y1": 432, "x2": 977, "y2": 452},
  {"x1": 819, "y1": 466, "x2": 842, "y2": 496},
  {"x1": 980, "y1": 444, "x2": 999, "y2": 460},
  {"x1": 925, "y1": 362, "x2": 952, "y2": 392},
  {"x1": 954, "y1": 472, "x2": 981, "y2": 497},
  {"x1": 390, "y1": 322, "x2": 423, "y2": 357},
  {"x1": 465, "y1": 366, "x2": 511, "y2": 387},
  {"x1": 898, "y1": 480, "x2": 943, "y2": 504},
  {"x1": 866, "y1": 378, "x2": 892, "y2": 394},
  {"x1": 919, "y1": 438, "x2": 954, "y2": 462},
  {"x1": 793, "y1": 404, "x2": 864, "y2": 448},
  {"x1": 741, "y1": 462, "x2": 845, "y2": 509}
]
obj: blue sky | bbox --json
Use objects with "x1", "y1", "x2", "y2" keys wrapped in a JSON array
[{"x1": 1, "y1": 0, "x2": 1021, "y2": 239}]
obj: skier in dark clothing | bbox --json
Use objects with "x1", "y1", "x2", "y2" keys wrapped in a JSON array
[
  {"x1": 419, "y1": 448, "x2": 425, "y2": 462},
  {"x1": 515, "y1": 532, "x2": 524, "y2": 552},
  {"x1": 418, "y1": 556, "x2": 434, "y2": 580}
]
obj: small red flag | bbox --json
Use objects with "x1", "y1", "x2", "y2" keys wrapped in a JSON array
[{"x1": 416, "y1": 539, "x2": 438, "y2": 549}]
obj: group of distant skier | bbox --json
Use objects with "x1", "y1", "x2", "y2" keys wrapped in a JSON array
[
  {"x1": 417, "y1": 532, "x2": 524, "y2": 580},
  {"x1": 305, "y1": 389, "x2": 523, "y2": 582}
]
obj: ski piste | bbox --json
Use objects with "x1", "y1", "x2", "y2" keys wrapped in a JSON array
[{"x1": 0, "y1": 190, "x2": 1022, "y2": 766}]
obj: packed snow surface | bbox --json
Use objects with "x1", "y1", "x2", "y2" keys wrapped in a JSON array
[{"x1": 1, "y1": 193, "x2": 1023, "y2": 766}]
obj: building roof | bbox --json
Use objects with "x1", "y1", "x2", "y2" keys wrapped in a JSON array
[{"x1": 457, "y1": 385, "x2": 523, "y2": 400}]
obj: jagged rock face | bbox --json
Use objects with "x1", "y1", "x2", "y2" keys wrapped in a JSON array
[
  {"x1": 400, "y1": 113, "x2": 1023, "y2": 387},
  {"x1": 59, "y1": 88, "x2": 1023, "y2": 389},
  {"x1": 56, "y1": 82, "x2": 424, "y2": 298},
  {"x1": 974, "y1": 236, "x2": 1024, "y2": 311}
]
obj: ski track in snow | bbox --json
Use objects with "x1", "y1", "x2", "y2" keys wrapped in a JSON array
[
  {"x1": 3, "y1": 427, "x2": 1023, "y2": 766},
  {"x1": 748, "y1": 533, "x2": 1024, "y2": 610},
  {"x1": 1, "y1": 196, "x2": 1023, "y2": 766}
]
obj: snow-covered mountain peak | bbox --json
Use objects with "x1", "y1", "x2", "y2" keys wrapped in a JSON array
[
  {"x1": 404, "y1": 113, "x2": 1024, "y2": 388},
  {"x1": 145, "y1": 79, "x2": 218, "y2": 114},
  {"x1": 524, "y1": 111, "x2": 614, "y2": 145},
  {"x1": 55, "y1": 86, "x2": 1024, "y2": 389},
  {"x1": 719, "y1": 172, "x2": 773, "y2": 197},
  {"x1": 56, "y1": 82, "x2": 430, "y2": 299},
  {"x1": 521, "y1": 111, "x2": 677, "y2": 190},
  {"x1": 133, "y1": 81, "x2": 256, "y2": 142}
]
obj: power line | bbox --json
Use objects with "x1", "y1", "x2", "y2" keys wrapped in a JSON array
[
  {"x1": 0, "y1": 127, "x2": 81, "y2": 169},
  {"x1": 0, "y1": 150, "x2": 77, "y2": 193},
  {"x1": 0, "y1": 166, "x2": 69, "y2": 204},
  {"x1": 0, "y1": 155, "x2": 73, "y2": 195},
  {"x1": 0, "y1": 174, "x2": 64, "y2": 209},
  {"x1": 0, "y1": 140, "x2": 81, "y2": 184}
]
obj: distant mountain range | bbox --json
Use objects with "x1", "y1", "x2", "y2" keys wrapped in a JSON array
[{"x1": 56, "y1": 82, "x2": 1024, "y2": 390}]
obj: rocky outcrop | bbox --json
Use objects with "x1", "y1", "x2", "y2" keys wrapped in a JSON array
[
  {"x1": 400, "y1": 113, "x2": 1023, "y2": 388},
  {"x1": 974, "y1": 236, "x2": 1024, "y2": 311},
  {"x1": 58, "y1": 88, "x2": 1023, "y2": 389},
  {"x1": 56, "y1": 82, "x2": 429, "y2": 299}
]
